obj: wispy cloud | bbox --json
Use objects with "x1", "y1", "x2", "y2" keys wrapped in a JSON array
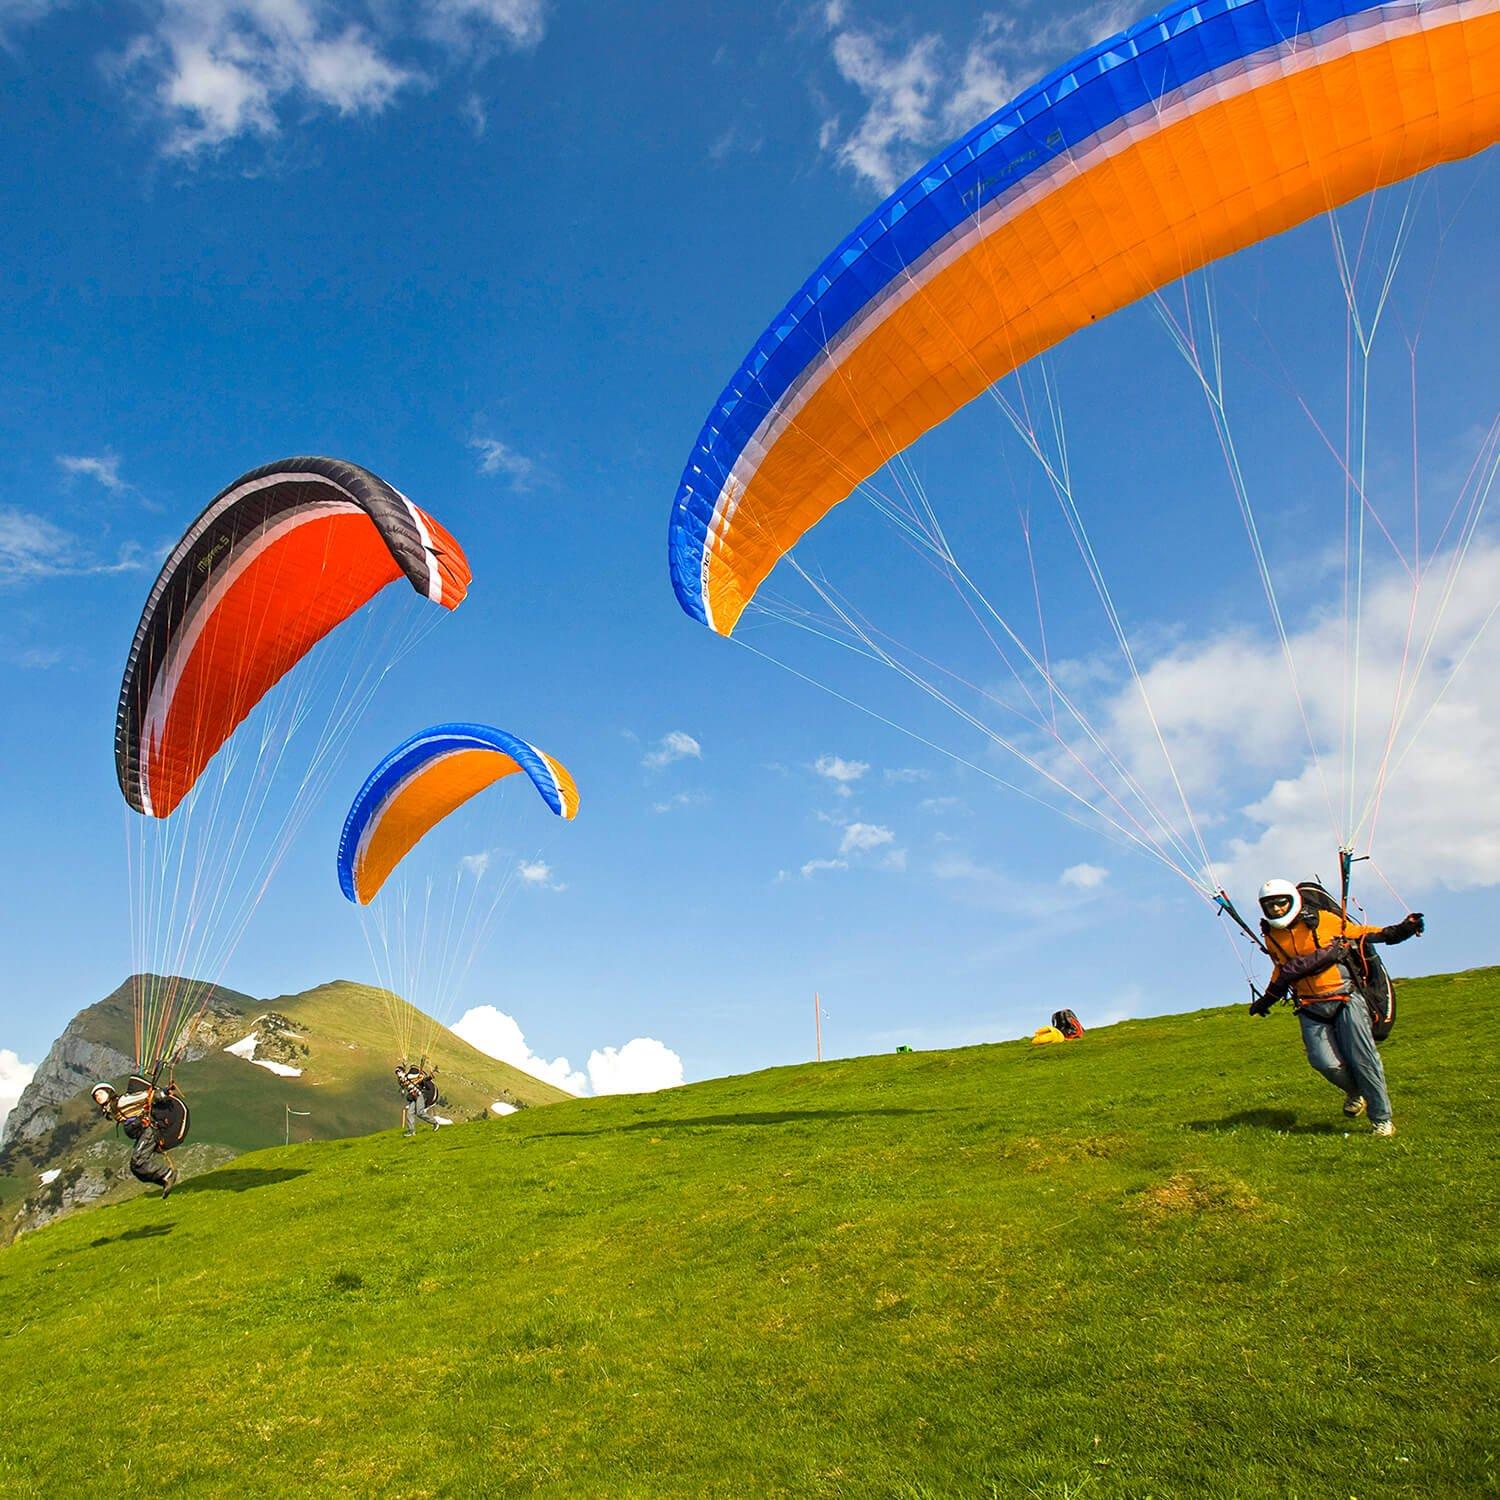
[
  {"x1": 919, "y1": 795, "x2": 961, "y2": 813},
  {"x1": 839, "y1": 820, "x2": 893, "y2": 855},
  {"x1": 112, "y1": 0, "x2": 546, "y2": 159},
  {"x1": 56, "y1": 453, "x2": 129, "y2": 493},
  {"x1": 470, "y1": 434, "x2": 536, "y2": 487},
  {"x1": 9, "y1": 645, "x2": 66, "y2": 669},
  {"x1": 652, "y1": 790, "x2": 708, "y2": 815},
  {"x1": 0, "y1": 507, "x2": 145, "y2": 585},
  {"x1": 796, "y1": 816, "x2": 904, "y2": 879},
  {"x1": 644, "y1": 731, "x2": 702, "y2": 770},
  {"x1": 0, "y1": 0, "x2": 65, "y2": 39},
  {"x1": 1061, "y1": 862, "x2": 1108, "y2": 889},
  {"x1": 517, "y1": 858, "x2": 565, "y2": 891},
  {"x1": 884, "y1": 767, "x2": 927, "y2": 784},
  {"x1": 460, "y1": 91, "x2": 487, "y2": 137},
  {"x1": 930, "y1": 849, "x2": 1064, "y2": 917},
  {"x1": 816, "y1": 1, "x2": 1135, "y2": 194},
  {"x1": 708, "y1": 123, "x2": 764, "y2": 164},
  {"x1": 423, "y1": 0, "x2": 546, "y2": 52},
  {"x1": 460, "y1": 850, "x2": 492, "y2": 878},
  {"x1": 814, "y1": 753, "x2": 868, "y2": 796}
]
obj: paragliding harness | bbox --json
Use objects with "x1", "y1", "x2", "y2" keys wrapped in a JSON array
[
  {"x1": 1221, "y1": 849, "x2": 1395, "y2": 1041},
  {"x1": 398, "y1": 1064, "x2": 439, "y2": 1110},
  {"x1": 126, "y1": 1073, "x2": 192, "y2": 1152},
  {"x1": 95, "y1": 1070, "x2": 191, "y2": 1153},
  {"x1": 1050, "y1": 1009, "x2": 1085, "y2": 1040},
  {"x1": 1293, "y1": 881, "x2": 1396, "y2": 1042}
]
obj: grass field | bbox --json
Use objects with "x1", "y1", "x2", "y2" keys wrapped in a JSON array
[{"x1": 2, "y1": 969, "x2": 1495, "y2": 1497}]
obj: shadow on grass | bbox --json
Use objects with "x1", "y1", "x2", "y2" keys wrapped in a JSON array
[
  {"x1": 531, "y1": 1107, "x2": 933, "y2": 1140},
  {"x1": 88, "y1": 1223, "x2": 174, "y2": 1248},
  {"x1": 175, "y1": 1168, "x2": 309, "y2": 1195},
  {"x1": 1186, "y1": 1109, "x2": 1344, "y2": 1136}
]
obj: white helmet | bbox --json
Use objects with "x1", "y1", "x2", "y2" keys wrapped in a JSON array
[{"x1": 1258, "y1": 878, "x2": 1302, "y2": 929}]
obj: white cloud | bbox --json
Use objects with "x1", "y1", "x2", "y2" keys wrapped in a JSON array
[
  {"x1": 586, "y1": 1038, "x2": 684, "y2": 1095},
  {"x1": 708, "y1": 124, "x2": 763, "y2": 164},
  {"x1": 0, "y1": 0, "x2": 69, "y2": 37},
  {"x1": 817, "y1": 2, "x2": 1135, "y2": 193},
  {"x1": 652, "y1": 791, "x2": 708, "y2": 814},
  {"x1": 815, "y1": 753, "x2": 869, "y2": 785},
  {"x1": 0, "y1": 507, "x2": 144, "y2": 585},
  {"x1": 460, "y1": 91, "x2": 487, "y2": 136},
  {"x1": 460, "y1": 850, "x2": 492, "y2": 878},
  {"x1": 470, "y1": 435, "x2": 535, "y2": 487},
  {"x1": 453, "y1": 1007, "x2": 683, "y2": 1097},
  {"x1": 121, "y1": 0, "x2": 415, "y2": 157},
  {"x1": 517, "y1": 859, "x2": 564, "y2": 891},
  {"x1": 840, "y1": 821, "x2": 894, "y2": 854},
  {"x1": 644, "y1": 731, "x2": 702, "y2": 769},
  {"x1": 11, "y1": 645, "x2": 64, "y2": 669},
  {"x1": 929, "y1": 850, "x2": 1062, "y2": 916},
  {"x1": 919, "y1": 795, "x2": 961, "y2": 813},
  {"x1": 1061, "y1": 862, "x2": 1108, "y2": 889},
  {"x1": 0, "y1": 1049, "x2": 37, "y2": 1135},
  {"x1": 423, "y1": 0, "x2": 545, "y2": 51},
  {"x1": 797, "y1": 818, "x2": 904, "y2": 879},
  {"x1": 1081, "y1": 542, "x2": 1500, "y2": 899},
  {"x1": 884, "y1": 767, "x2": 927, "y2": 784},
  {"x1": 57, "y1": 453, "x2": 128, "y2": 493},
  {"x1": 451, "y1": 1005, "x2": 586, "y2": 1093},
  {"x1": 115, "y1": 0, "x2": 545, "y2": 158}
]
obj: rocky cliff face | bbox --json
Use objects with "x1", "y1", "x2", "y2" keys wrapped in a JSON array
[
  {"x1": 2, "y1": 988, "x2": 135, "y2": 1148},
  {"x1": 0, "y1": 974, "x2": 257, "y2": 1240},
  {"x1": 2, "y1": 976, "x2": 254, "y2": 1148}
]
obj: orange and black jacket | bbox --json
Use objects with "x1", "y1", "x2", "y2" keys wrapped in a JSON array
[{"x1": 1262, "y1": 910, "x2": 1420, "y2": 1006}]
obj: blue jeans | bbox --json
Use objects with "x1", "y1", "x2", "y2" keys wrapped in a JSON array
[{"x1": 1298, "y1": 999, "x2": 1392, "y2": 1124}]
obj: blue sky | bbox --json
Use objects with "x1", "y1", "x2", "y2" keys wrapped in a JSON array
[{"x1": 1, "y1": 0, "x2": 1495, "y2": 1108}]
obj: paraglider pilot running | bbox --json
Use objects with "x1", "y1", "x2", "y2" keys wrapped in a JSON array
[
  {"x1": 396, "y1": 1063, "x2": 445, "y2": 1136},
  {"x1": 1249, "y1": 878, "x2": 1424, "y2": 1136},
  {"x1": 91, "y1": 1079, "x2": 184, "y2": 1197}
]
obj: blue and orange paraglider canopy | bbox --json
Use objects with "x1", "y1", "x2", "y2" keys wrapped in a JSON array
[
  {"x1": 338, "y1": 724, "x2": 579, "y2": 905},
  {"x1": 669, "y1": 0, "x2": 1498, "y2": 637}
]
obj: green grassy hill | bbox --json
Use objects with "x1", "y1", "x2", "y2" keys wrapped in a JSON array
[
  {"x1": 2, "y1": 969, "x2": 1495, "y2": 1497},
  {"x1": 0, "y1": 977, "x2": 571, "y2": 1238}
]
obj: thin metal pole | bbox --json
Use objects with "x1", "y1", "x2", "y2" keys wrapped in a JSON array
[{"x1": 285, "y1": 1105, "x2": 311, "y2": 1146}]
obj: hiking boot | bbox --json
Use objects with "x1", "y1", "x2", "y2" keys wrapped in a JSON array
[
  {"x1": 161, "y1": 1166, "x2": 179, "y2": 1200},
  {"x1": 1343, "y1": 1093, "x2": 1366, "y2": 1118},
  {"x1": 1371, "y1": 1120, "x2": 1396, "y2": 1138}
]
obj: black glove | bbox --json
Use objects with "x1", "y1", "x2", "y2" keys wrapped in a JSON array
[
  {"x1": 1378, "y1": 912, "x2": 1425, "y2": 944},
  {"x1": 1248, "y1": 991, "x2": 1278, "y2": 1017}
]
